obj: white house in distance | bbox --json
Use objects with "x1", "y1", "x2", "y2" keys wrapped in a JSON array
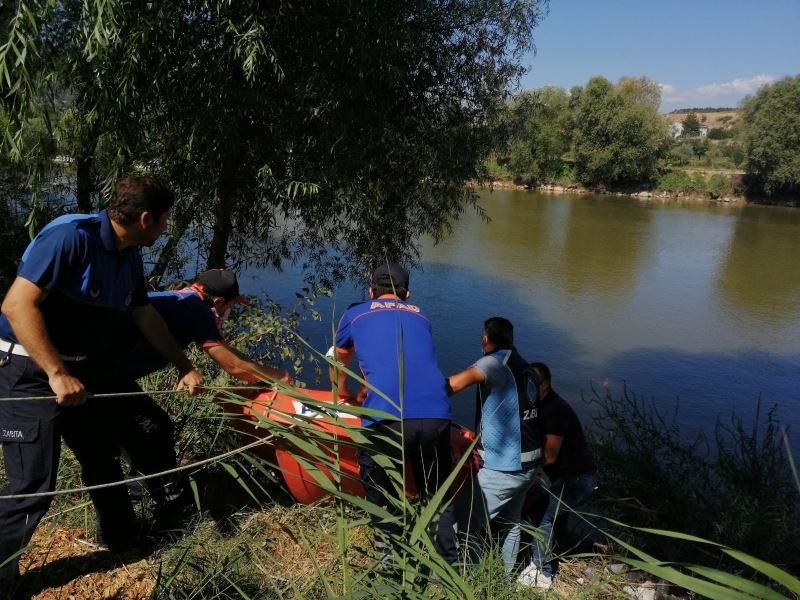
[
  {"x1": 669, "y1": 121, "x2": 684, "y2": 138},
  {"x1": 669, "y1": 121, "x2": 709, "y2": 138}
]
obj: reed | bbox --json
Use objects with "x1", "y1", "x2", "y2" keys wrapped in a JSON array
[{"x1": 2, "y1": 313, "x2": 798, "y2": 599}]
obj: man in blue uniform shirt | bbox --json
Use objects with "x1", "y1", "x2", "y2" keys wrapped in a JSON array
[
  {"x1": 333, "y1": 263, "x2": 457, "y2": 564},
  {"x1": 0, "y1": 177, "x2": 202, "y2": 594},
  {"x1": 447, "y1": 317, "x2": 542, "y2": 572}
]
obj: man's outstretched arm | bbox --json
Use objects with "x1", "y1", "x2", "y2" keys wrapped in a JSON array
[
  {"x1": 446, "y1": 367, "x2": 485, "y2": 396},
  {"x1": 206, "y1": 344, "x2": 291, "y2": 384},
  {"x1": 542, "y1": 434, "x2": 564, "y2": 466}
]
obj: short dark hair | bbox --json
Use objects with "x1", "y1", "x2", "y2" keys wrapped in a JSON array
[
  {"x1": 483, "y1": 317, "x2": 514, "y2": 349},
  {"x1": 107, "y1": 177, "x2": 175, "y2": 225},
  {"x1": 530, "y1": 362, "x2": 551, "y2": 384},
  {"x1": 371, "y1": 284, "x2": 409, "y2": 300}
]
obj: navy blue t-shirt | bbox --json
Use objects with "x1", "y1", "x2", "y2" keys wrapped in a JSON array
[
  {"x1": 109, "y1": 288, "x2": 225, "y2": 380},
  {"x1": 335, "y1": 297, "x2": 451, "y2": 426},
  {"x1": 0, "y1": 210, "x2": 148, "y2": 358}
]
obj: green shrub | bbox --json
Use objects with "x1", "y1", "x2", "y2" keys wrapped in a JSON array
[
  {"x1": 554, "y1": 162, "x2": 576, "y2": 185},
  {"x1": 656, "y1": 170, "x2": 694, "y2": 192},
  {"x1": 588, "y1": 388, "x2": 800, "y2": 573},
  {"x1": 481, "y1": 159, "x2": 513, "y2": 180},
  {"x1": 721, "y1": 142, "x2": 745, "y2": 167},
  {"x1": 707, "y1": 127, "x2": 738, "y2": 140},
  {"x1": 707, "y1": 174, "x2": 733, "y2": 198},
  {"x1": 690, "y1": 137, "x2": 709, "y2": 158},
  {"x1": 705, "y1": 145, "x2": 736, "y2": 169},
  {"x1": 690, "y1": 172, "x2": 707, "y2": 191},
  {"x1": 667, "y1": 142, "x2": 696, "y2": 166}
]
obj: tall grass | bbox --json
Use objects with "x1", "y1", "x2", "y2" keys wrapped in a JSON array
[
  {"x1": 585, "y1": 385, "x2": 800, "y2": 597},
  {"x1": 3, "y1": 308, "x2": 799, "y2": 599}
]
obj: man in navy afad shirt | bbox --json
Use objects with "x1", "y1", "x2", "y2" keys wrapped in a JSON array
[
  {"x1": 110, "y1": 269, "x2": 291, "y2": 384},
  {"x1": 447, "y1": 317, "x2": 542, "y2": 573},
  {"x1": 0, "y1": 177, "x2": 202, "y2": 592},
  {"x1": 83, "y1": 269, "x2": 291, "y2": 544},
  {"x1": 333, "y1": 263, "x2": 457, "y2": 564}
]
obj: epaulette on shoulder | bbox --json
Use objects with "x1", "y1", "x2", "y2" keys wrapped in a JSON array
[{"x1": 346, "y1": 300, "x2": 366, "y2": 310}]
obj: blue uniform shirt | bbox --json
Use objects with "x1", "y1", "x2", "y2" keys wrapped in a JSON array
[
  {"x1": 473, "y1": 348, "x2": 542, "y2": 471},
  {"x1": 335, "y1": 297, "x2": 451, "y2": 426},
  {"x1": 0, "y1": 210, "x2": 148, "y2": 358},
  {"x1": 108, "y1": 289, "x2": 225, "y2": 381}
]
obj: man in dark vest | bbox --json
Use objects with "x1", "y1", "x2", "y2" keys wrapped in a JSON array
[
  {"x1": 84, "y1": 268, "x2": 292, "y2": 546},
  {"x1": 447, "y1": 317, "x2": 542, "y2": 572}
]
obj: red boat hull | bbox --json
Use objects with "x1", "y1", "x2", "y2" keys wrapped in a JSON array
[{"x1": 226, "y1": 388, "x2": 478, "y2": 505}]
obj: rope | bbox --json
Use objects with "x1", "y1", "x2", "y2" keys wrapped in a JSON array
[
  {"x1": 0, "y1": 384, "x2": 265, "y2": 403},
  {"x1": 0, "y1": 435, "x2": 276, "y2": 501}
]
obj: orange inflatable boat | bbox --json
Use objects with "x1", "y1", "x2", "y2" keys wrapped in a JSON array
[{"x1": 226, "y1": 388, "x2": 478, "y2": 505}]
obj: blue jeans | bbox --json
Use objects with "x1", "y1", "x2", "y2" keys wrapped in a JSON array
[
  {"x1": 465, "y1": 466, "x2": 537, "y2": 572},
  {"x1": 530, "y1": 472, "x2": 598, "y2": 576}
]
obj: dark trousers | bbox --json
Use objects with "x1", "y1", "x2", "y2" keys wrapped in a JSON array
[
  {"x1": 74, "y1": 376, "x2": 181, "y2": 507},
  {"x1": 356, "y1": 418, "x2": 458, "y2": 564},
  {"x1": 59, "y1": 376, "x2": 182, "y2": 546},
  {"x1": 0, "y1": 354, "x2": 182, "y2": 589},
  {"x1": 0, "y1": 355, "x2": 63, "y2": 586}
]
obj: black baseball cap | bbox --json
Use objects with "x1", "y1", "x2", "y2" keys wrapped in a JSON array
[
  {"x1": 196, "y1": 269, "x2": 247, "y2": 305},
  {"x1": 371, "y1": 263, "x2": 409, "y2": 289}
]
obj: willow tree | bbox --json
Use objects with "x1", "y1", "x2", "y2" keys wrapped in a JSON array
[
  {"x1": 573, "y1": 76, "x2": 668, "y2": 186},
  {"x1": 741, "y1": 75, "x2": 800, "y2": 198},
  {"x1": 506, "y1": 86, "x2": 573, "y2": 184},
  {"x1": 1, "y1": 0, "x2": 548, "y2": 283}
]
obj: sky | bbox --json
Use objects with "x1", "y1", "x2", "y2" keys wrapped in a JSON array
[{"x1": 520, "y1": 0, "x2": 800, "y2": 112}]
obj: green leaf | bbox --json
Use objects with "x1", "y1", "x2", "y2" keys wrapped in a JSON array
[
  {"x1": 722, "y1": 549, "x2": 800, "y2": 596},
  {"x1": 687, "y1": 566, "x2": 789, "y2": 600},
  {"x1": 221, "y1": 461, "x2": 258, "y2": 503},
  {"x1": 614, "y1": 558, "x2": 756, "y2": 600}
]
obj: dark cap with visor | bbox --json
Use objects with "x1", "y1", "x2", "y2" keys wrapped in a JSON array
[
  {"x1": 371, "y1": 263, "x2": 409, "y2": 290},
  {"x1": 196, "y1": 269, "x2": 247, "y2": 305}
]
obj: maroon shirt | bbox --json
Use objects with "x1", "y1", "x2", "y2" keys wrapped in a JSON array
[{"x1": 539, "y1": 389, "x2": 596, "y2": 479}]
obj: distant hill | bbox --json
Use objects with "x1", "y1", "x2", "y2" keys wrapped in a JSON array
[
  {"x1": 667, "y1": 107, "x2": 736, "y2": 113},
  {"x1": 662, "y1": 109, "x2": 740, "y2": 129}
]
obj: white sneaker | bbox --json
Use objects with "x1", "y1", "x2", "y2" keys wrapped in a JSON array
[{"x1": 517, "y1": 562, "x2": 553, "y2": 589}]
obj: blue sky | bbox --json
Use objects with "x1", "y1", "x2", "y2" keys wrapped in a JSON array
[{"x1": 520, "y1": 0, "x2": 800, "y2": 112}]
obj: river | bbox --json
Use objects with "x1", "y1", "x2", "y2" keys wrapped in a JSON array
[{"x1": 242, "y1": 191, "x2": 800, "y2": 449}]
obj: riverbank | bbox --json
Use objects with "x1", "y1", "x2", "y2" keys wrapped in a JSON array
[
  {"x1": 484, "y1": 178, "x2": 747, "y2": 204},
  {"x1": 476, "y1": 176, "x2": 799, "y2": 207}
]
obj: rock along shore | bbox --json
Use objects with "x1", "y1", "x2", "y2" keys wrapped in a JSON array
[{"x1": 473, "y1": 179, "x2": 800, "y2": 207}]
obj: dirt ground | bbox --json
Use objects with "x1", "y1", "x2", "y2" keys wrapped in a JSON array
[{"x1": 17, "y1": 527, "x2": 156, "y2": 600}]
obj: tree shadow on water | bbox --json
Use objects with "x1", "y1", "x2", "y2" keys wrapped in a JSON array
[
  {"x1": 600, "y1": 347, "x2": 800, "y2": 453},
  {"x1": 417, "y1": 262, "x2": 588, "y2": 427}
]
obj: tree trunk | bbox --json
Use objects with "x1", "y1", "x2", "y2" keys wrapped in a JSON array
[
  {"x1": 150, "y1": 205, "x2": 192, "y2": 281},
  {"x1": 206, "y1": 133, "x2": 241, "y2": 269},
  {"x1": 75, "y1": 138, "x2": 97, "y2": 213}
]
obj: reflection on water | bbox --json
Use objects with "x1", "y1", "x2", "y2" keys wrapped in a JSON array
[
  {"x1": 718, "y1": 204, "x2": 800, "y2": 324},
  {"x1": 246, "y1": 191, "x2": 800, "y2": 446},
  {"x1": 558, "y1": 196, "x2": 653, "y2": 296}
]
